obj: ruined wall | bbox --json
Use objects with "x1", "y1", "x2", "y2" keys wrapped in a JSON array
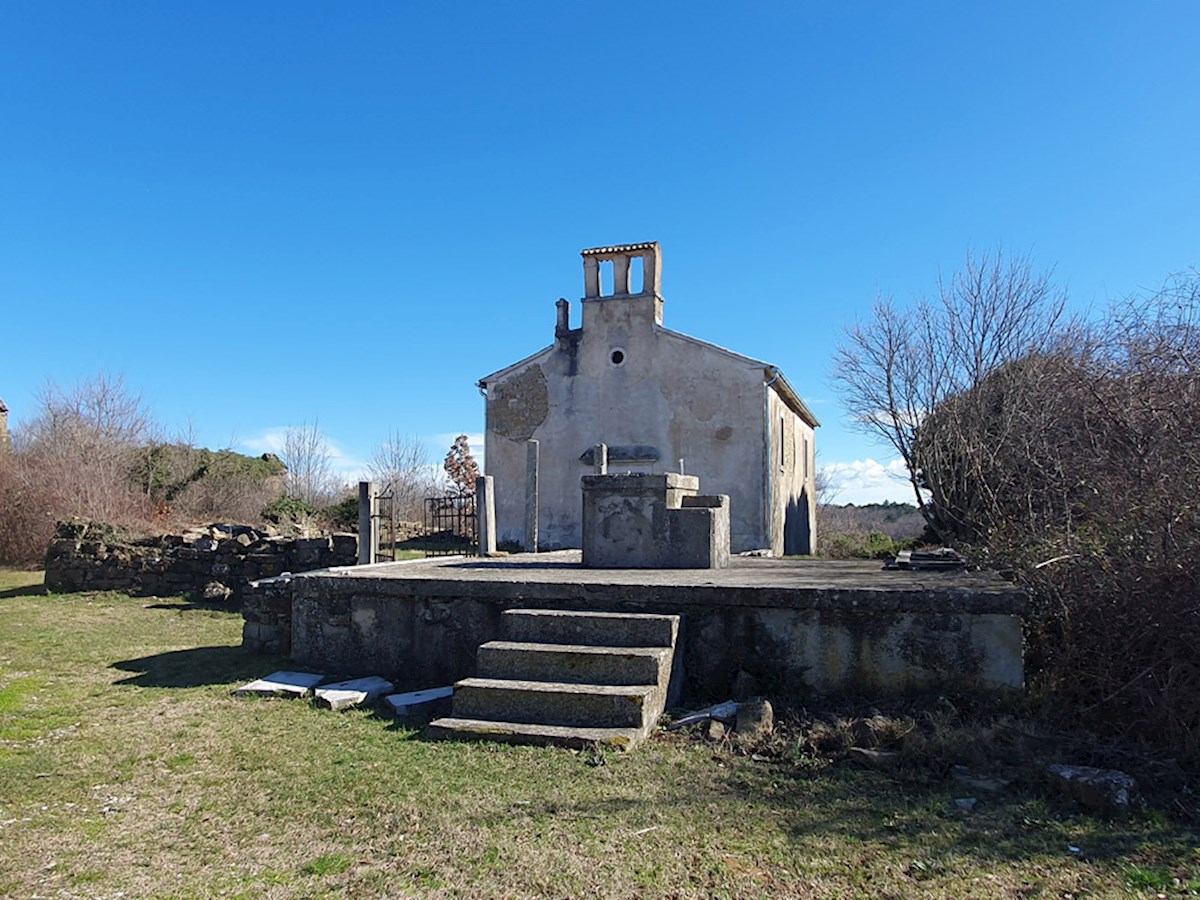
[{"x1": 44, "y1": 519, "x2": 357, "y2": 603}]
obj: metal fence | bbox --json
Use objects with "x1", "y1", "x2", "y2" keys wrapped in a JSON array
[{"x1": 422, "y1": 493, "x2": 478, "y2": 557}]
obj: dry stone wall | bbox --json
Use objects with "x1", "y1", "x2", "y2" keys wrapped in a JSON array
[{"x1": 44, "y1": 519, "x2": 357, "y2": 604}]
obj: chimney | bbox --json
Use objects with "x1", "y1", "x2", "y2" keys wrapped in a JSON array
[{"x1": 555, "y1": 298, "x2": 570, "y2": 337}]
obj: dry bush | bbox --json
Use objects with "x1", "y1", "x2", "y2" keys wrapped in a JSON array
[
  {"x1": 817, "y1": 502, "x2": 927, "y2": 559},
  {"x1": 171, "y1": 470, "x2": 282, "y2": 524},
  {"x1": 835, "y1": 257, "x2": 1200, "y2": 760},
  {"x1": 281, "y1": 421, "x2": 339, "y2": 507},
  {"x1": 833, "y1": 247, "x2": 1070, "y2": 525},
  {"x1": 0, "y1": 375, "x2": 158, "y2": 565},
  {"x1": 0, "y1": 451, "x2": 59, "y2": 566},
  {"x1": 911, "y1": 273, "x2": 1200, "y2": 760}
]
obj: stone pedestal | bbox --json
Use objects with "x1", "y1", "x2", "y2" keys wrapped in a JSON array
[{"x1": 581, "y1": 473, "x2": 730, "y2": 569}]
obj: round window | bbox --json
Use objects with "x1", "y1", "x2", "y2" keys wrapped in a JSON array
[{"x1": 610, "y1": 348, "x2": 626, "y2": 366}]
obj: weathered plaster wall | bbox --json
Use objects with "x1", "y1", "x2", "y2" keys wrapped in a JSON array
[
  {"x1": 767, "y1": 388, "x2": 817, "y2": 556},
  {"x1": 485, "y1": 294, "x2": 772, "y2": 552}
]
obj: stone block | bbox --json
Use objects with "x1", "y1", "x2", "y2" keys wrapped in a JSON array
[
  {"x1": 314, "y1": 676, "x2": 395, "y2": 711},
  {"x1": 666, "y1": 495, "x2": 730, "y2": 568},
  {"x1": 331, "y1": 533, "x2": 357, "y2": 561},
  {"x1": 452, "y1": 678, "x2": 653, "y2": 728},
  {"x1": 581, "y1": 473, "x2": 729, "y2": 569},
  {"x1": 235, "y1": 671, "x2": 325, "y2": 698}
]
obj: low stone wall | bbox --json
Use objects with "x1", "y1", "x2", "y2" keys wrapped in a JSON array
[
  {"x1": 44, "y1": 520, "x2": 357, "y2": 604},
  {"x1": 242, "y1": 553, "x2": 1026, "y2": 699}
]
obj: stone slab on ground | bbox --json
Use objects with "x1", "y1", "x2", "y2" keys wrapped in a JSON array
[
  {"x1": 235, "y1": 671, "x2": 326, "y2": 698},
  {"x1": 426, "y1": 716, "x2": 642, "y2": 750},
  {"x1": 385, "y1": 686, "x2": 454, "y2": 717},
  {"x1": 314, "y1": 676, "x2": 395, "y2": 711}
]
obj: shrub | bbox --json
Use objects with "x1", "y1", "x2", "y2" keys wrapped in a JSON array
[
  {"x1": 262, "y1": 494, "x2": 317, "y2": 524},
  {"x1": 324, "y1": 494, "x2": 359, "y2": 531}
]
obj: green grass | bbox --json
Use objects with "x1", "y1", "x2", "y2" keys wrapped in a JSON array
[{"x1": 1, "y1": 568, "x2": 1197, "y2": 897}]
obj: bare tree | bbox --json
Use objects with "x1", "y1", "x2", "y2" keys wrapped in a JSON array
[
  {"x1": 367, "y1": 431, "x2": 437, "y2": 521},
  {"x1": 281, "y1": 421, "x2": 337, "y2": 506},
  {"x1": 0, "y1": 373, "x2": 160, "y2": 563},
  {"x1": 443, "y1": 434, "x2": 480, "y2": 497},
  {"x1": 832, "y1": 247, "x2": 1070, "y2": 536},
  {"x1": 18, "y1": 372, "x2": 156, "y2": 524}
]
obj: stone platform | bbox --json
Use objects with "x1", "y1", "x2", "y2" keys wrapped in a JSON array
[{"x1": 242, "y1": 551, "x2": 1026, "y2": 699}]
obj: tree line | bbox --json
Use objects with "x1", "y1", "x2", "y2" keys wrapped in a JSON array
[{"x1": 0, "y1": 375, "x2": 478, "y2": 567}]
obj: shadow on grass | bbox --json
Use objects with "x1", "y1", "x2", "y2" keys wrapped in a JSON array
[
  {"x1": 0, "y1": 583, "x2": 49, "y2": 599},
  {"x1": 143, "y1": 599, "x2": 243, "y2": 613},
  {"x1": 111, "y1": 645, "x2": 284, "y2": 688}
]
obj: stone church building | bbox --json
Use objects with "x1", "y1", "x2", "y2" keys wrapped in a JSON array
[{"x1": 478, "y1": 242, "x2": 819, "y2": 555}]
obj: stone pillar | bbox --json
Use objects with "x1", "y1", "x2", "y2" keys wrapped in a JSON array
[
  {"x1": 583, "y1": 257, "x2": 600, "y2": 298},
  {"x1": 613, "y1": 254, "x2": 631, "y2": 295},
  {"x1": 524, "y1": 440, "x2": 539, "y2": 552},
  {"x1": 476, "y1": 475, "x2": 497, "y2": 556},
  {"x1": 357, "y1": 481, "x2": 379, "y2": 565},
  {"x1": 593, "y1": 443, "x2": 608, "y2": 475},
  {"x1": 642, "y1": 247, "x2": 660, "y2": 295}
]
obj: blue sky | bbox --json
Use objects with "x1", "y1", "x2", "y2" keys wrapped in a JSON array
[{"x1": 2, "y1": 2, "x2": 1197, "y2": 504}]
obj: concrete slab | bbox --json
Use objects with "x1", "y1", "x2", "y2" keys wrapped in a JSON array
[
  {"x1": 384, "y1": 686, "x2": 454, "y2": 716},
  {"x1": 292, "y1": 551, "x2": 1026, "y2": 612},
  {"x1": 235, "y1": 671, "x2": 325, "y2": 698},
  {"x1": 254, "y1": 552, "x2": 1028, "y2": 697},
  {"x1": 314, "y1": 676, "x2": 394, "y2": 711}
]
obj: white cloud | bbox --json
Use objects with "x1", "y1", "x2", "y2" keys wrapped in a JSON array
[
  {"x1": 432, "y1": 432, "x2": 485, "y2": 452},
  {"x1": 820, "y1": 457, "x2": 920, "y2": 506},
  {"x1": 237, "y1": 427, "x2": 369, "y2": 487},
  {"x1": 238, "y1": 428, "x2": 287, "y2": 455}
]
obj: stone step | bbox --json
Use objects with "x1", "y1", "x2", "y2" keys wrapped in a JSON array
[
  {"x1": 476, "y1": 641, "x2": 669, "y2": 686},
  {"x1": 426, "y1": 716, "x2": 642, "y2": 750},
  {"x1": 502, "y1": 608, "x2": 678, "y2": 648},
  {"x1": 451, "y1": 677, "x2": 654, "y2": 728}
]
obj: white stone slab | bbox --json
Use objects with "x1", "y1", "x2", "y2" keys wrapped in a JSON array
[
  {"x1": 384, "y1": 686, "x2": 454, "y2": 716},
  {"x1": 235, "y1": 671, "x2": 326, "y2": 698},
  {"x1": 314, "y1": 676, "x2": 395, "y2": 711}
]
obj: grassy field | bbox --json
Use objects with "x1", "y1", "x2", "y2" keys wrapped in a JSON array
[{"x1": 1, "y1": 567, "x2": 1197, "y2": 898}]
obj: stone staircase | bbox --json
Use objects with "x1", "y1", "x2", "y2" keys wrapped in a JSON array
[{"x1": 428, "y1": 609, "x2": 680, "y2": 750}]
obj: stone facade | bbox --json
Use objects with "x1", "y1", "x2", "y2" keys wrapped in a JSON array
[
  {"x1": 44, "y1": 519, "x2": 357, "y2": 603},
  {"x1": 479, "y1": 242, "x2": 819, "y2": 555},
  {"x1": 0, "y1": 396, "x2": 9, "y2": 450}
]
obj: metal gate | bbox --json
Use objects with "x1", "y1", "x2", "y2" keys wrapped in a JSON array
[
  {"x1": 372, "y1": 483, "x2": 399, "y2": 562},
  {"x1": 422, "y1": 493, "x2": 478, "y2": 557}
]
